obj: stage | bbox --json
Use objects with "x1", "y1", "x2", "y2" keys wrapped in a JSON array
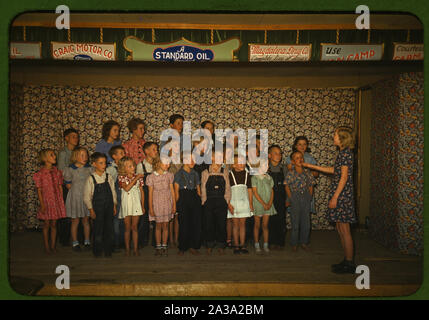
[{"x1": 9, "y1": 229, "x2": 422, "y2": 297}]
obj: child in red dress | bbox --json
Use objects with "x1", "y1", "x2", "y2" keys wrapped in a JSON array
[{"x1": 33, "y1": 149, "x2": 67, "y2": 254}]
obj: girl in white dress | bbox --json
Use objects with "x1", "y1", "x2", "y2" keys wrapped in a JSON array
[{"x1": 117, "y1": 156, "x2": 145, "y2": 256}]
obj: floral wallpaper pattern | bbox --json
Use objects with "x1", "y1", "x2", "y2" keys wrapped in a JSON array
[
  {"x1": 9, "y1": 85, "x2": 356, "y2": 231},
  {"x1": 370, "y1": 72, "x2": 424, "y2": 256}
]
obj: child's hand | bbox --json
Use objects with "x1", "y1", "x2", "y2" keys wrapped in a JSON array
[
  {"x1": 90, "y1": 209, "x2": 96, "y2": 220},
  {"x1": 113, "y1": 206, "x2": 117, "y2": 216},
  {"x1": 287, "y1": 163, "x2": 293, "y2": 171},
  {"x1": 285, "y1": 201, "x2": 291, "y2": 207},
  {"x1": 228, "y1": 203, "x2": 234, "y2": 215},
  {"x1": 328, "y1": 196, "x2": 338, "y2": 209},
  {"x1": 141, "y1": 204, "x2": 146, "y2": 214},
  {"x1": 136, "y1": 174, "x2": 144, "y2": 180},
  {"x1": 171, "y1": 205, "x2": 176, "y2": 215},
  {"x1": 149, "y1": 209, "x2": 155, "y2": 217},
  {"x1": 40, "y1": 205, "x2": 46, "y2": 214}
]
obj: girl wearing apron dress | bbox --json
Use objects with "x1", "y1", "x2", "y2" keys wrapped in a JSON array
[{"x1": 227, "y1": 157, "x2": 254, "y2": 255}]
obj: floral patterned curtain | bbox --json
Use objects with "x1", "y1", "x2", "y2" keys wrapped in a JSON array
[{"x1": 9, "y1": 85, "x2": 356, "y2": 231}]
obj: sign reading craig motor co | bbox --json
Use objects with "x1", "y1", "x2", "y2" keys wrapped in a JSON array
[
  {"x1": 249, "y1": 44, "x2": 311, "y2": 61},
  {"x1": 10, "y1": 42, "x2": 42, "y2": 59},
  {"x1": 51, "y1": 42, "x2": 116, "y2": 60},
  {"x1": 320, "y1": 44, "x2": 384, "y2": 61},
  {"x1": 124, "y1": 37, "x2": 241, "y2": 62},
  {"x1": 392, "y1": 43, "x2": 423, "y2": 60}
]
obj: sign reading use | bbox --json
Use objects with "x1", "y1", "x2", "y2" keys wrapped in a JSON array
[
  {"x1": 123, "y1": 37, "x2": 241, "y2": 62},
  {"x1": 320, "y1": 44, "x2": 384, "y2": 61},
  {"x1": 10, "y1": 42, "x2": 41, "y2": 59},
  {"x1": 249, "y1": 44, "x2": 311, "y2": 61},
  {"x1": 51, "y1": 42, "x2": 116, "y2": 60},
  {"x1": 392, "y1": 43, "x2": 423, "y2": 61}
]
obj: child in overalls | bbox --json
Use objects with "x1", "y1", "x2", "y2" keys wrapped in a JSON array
[
  {"x1": 228, "y1": 154, "x2": 254, "y2": 255},
  {"x1": 201, "y1": 149, "x2": 231, "y2": 255},
  {"x1": 107, "y1": 145, "x2": 125, "y2": 251},
  {"x1": 84, "y1": 152, "x2": 117, "y2": 257},
  {"x1": 174, "y1": 153, "x2": 202, "y2": 256},
  {"x1": 267, "y1": 145, "x2": 287, "y2": 249},
  {"x1": 285, "y1": 151, "x2": 315, "y2": 252},
  {"x1": 137, "y1": 141, "x2": 159, "y2": 248}
]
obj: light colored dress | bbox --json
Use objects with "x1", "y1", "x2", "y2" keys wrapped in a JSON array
[
  {"x1": 118, "y1": 174, "x2": 144, "y2": 219},
  {"x1": 227, "y1": 170, "x2": 253, "y2": 219},
  {"x1": 63, "y1": 164, "x2": 92, "y2": 218},
  {"x1": 33, "y1": 166, "x2": 66, "y2": 220},
  {"x1": 146, "y1": 171, "x2": 175, "y2": 223},
  {"x1": 251, "y1": 174, "x2": 277, "y2": 216}
]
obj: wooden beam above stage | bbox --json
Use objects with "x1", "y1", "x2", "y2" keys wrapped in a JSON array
[
  {"x1": 12, "y1": 13, "x2": 423, "y2": 30},
  {"x1": 10, "y1": 60, "x2": 423, "y2": 89}
]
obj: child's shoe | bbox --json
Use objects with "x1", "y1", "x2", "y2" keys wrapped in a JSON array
[
  {"x1": 162, "y1": 245, "x2": 168, "y2": 257},
  {"x1": 254, "y1": 243, "x2": 262, "y2": 254},
  {"x1": 233, "y1": 247, "x2": 241, "y2": 255},
  {"x1": 332, "y1": 260, "x2": 356, "y2": 274},
  {"x1": 240, "y1": 247, "x2": 249, "y2": 254},
  {"x1": 263, "y1": 243, "x2": 270, "y2": 254}
]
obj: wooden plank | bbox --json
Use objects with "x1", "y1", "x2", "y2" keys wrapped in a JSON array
[{"x1": 11, "y1": 13, "x2": 423, "y2": 30}]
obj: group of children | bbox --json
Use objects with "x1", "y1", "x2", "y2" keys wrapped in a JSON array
[{"x1": 33, "y1": 113, "x2": 356, "y2": 274}]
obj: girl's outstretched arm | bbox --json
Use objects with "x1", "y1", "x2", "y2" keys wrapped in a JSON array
[{"x1": 303, "y1": 162, "x2": 334, "y2": 175}]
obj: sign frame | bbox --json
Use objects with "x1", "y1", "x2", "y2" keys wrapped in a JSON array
[
  {"x1": 123, "y1": 36, "x2": 242, "y2": 62},
  {"x1": 392, "y1": 42, "x2": 424, "y2": 61},
  {"x1": 10, "y1": 41, "x2": 42, "y2": 59},
  {"x1": 50, "y1": 41, "x2": 117, "y2": 61},
  {"x1": 247, "y1": 43, "x2": 312, "y2": 62},
  {"x1": 319, "y1": 42, "x2": 385, "y2": 61}
]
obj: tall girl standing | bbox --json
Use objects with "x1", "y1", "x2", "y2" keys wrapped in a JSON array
[
  {"x1": 117, "y1": 156, "x2": 145, "y2": 256},
  {"x1": 303, "y1": 127, "x2": 356, "y2": 274},
  {"x1": 33, "y1": 149, "x2": 67, "y2": 253},
  {"x1": 63, "y1": 147, "x2": 93, "y2": 252}
]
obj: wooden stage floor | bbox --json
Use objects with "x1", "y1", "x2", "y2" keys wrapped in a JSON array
[{"x1": 9, "y1": 229, "x2": 423, "y2": 297}]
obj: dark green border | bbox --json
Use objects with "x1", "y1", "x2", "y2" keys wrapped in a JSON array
[{"x1": 1, "y1": 0, "x2": 427, "y2": 300}]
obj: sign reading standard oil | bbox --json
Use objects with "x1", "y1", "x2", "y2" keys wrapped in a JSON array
[
  {"x1": 249, "y1": 44, "x2": 311, "y2": 61},
  {"x1": 320, "y1": 44, "x2": 383, "y2": 61},
  {"x1": 51, "y1": 42, "x2": 116, "y2": 60},
  {"x1": 123, "y1": 37, "x2": 240, "y2": 62},
  {"x1": 392, "y1": 43, "x2": 423, "y2": 60}
]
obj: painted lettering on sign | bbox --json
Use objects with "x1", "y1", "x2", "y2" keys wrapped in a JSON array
[
  {"x1": 51, "y1": 42, "x2": 116, "y2": 60},
  {"x1": 392, "y1": 43, "x2": 423, "y2": 61},
  {"x1": 321, "y1": 44, "x2": 383, "y2": 61},
  {"x1": 249, "y1": 44, "x2": 311, "y2": 61},
  {"x1": 153, "y1": 45, "x2": 214, "y2": 62}
]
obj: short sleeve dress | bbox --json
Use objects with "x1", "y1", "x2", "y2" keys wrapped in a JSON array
[
  {"x1": 63, "y1": 164, "x2": 92, "y2": 218},
  {"x1": 251, "y1": 174, "x2": 277, "y2": 216},
  {"x1": 118, "y1": 174, "x2": 145, "y2": 219},
  {"x1": 328, "y1": 148, "x2": 356, "y2": 223},
  {"x1": 33, "y1": 167, "x2": 66, "y2": 220},
  {"x1": 146, "y1": 171, "x2": 175, "y2": 222}
]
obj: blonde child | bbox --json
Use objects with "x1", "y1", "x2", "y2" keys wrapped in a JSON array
[
  {"x1": 63, "y1": 147, "x2": 92, "y2": 251},
  {"x1": 117, "y1": 156, "x2": 145, "y2": 256},
  {"x1": 33, "y1": 149, "x2": 67, "y2": 254},
  {"x1": 146, "y1": 156, "x2": 176, "y2": 256},
  {"x1": 251, "y1": 160, "x2": 276, "y2": 254},
  {"x1": 303, "y1": 127, "x2": 356, "y2": 273},
  {"x1": 228, "y1": 153, "x2": 254, "y2": 254}
]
